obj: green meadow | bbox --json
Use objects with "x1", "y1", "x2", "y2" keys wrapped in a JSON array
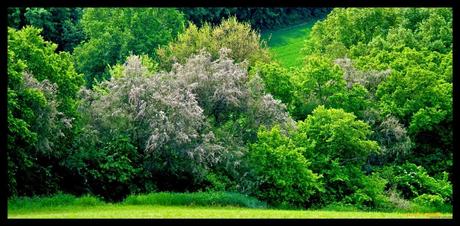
[
  {"x1": 262, "y1": 22, "x2": 314, "y2": 68},
  {"x1": 8, "y1": 193, "x2": 452, "y2": 219}
]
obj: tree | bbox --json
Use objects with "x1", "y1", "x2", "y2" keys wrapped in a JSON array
[
  {"x1": 247, "y1": 125, "x2": 322, "y2": 207},
  {"x1": 179, "y1": 7, "x2": 332, "y2": 31},
  {"x1": 77, "y1": 54, "x2": 218, "y2": 192},
  {"x1": 7, "y1": 26, "x2": 83, "y2": 196},
  {"x1": 8, "y1": 27, "x2": 83, "y2": 119},
  {"x1": 76, "y1": 49, "x2": 293, "y2": 196},
  {"x1": 299, "y1": 106, "x2": 379, "y2": 164},
  {"x1": 8, "y1": 7, "x2": 85, "y2": 52},
  {"x1": 250, "y1": 62, "x2": 295, "y2": 106},
  {"x1": 156, "y1": 17, "x2": 271, "y2": 71},
  {"x1": 296, "y1": 106, "x2": 379, "y2": 205},
  {"x1": 290, "y1": 55, "x2": 346, "y2": 120},
  {"x1": 73, "y1": 8, "x2": 186, "y2": 87},
  {"x1": 303, "y1": 7, "x2": 452, "y2": 178},
  {"x1": 376, "y1": 59, "x2": 452, "y2": 176}
]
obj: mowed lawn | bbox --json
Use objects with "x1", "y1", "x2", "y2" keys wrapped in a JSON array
[
  {"x1": 9, "y1": 205, "x2": 452, "y2": 219},
  {"x1": 262, "y1": 22, "x2": 314, "y2": 68}
]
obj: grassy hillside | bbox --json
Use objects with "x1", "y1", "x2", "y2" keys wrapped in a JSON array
[{"x1": 262, "y1": 22, "x2": 314, "y2": 68}]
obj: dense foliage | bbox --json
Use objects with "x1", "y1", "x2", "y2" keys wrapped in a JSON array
[
  {"x1": 157, "y1": 17, "x2": 271, "y2": 71},
  {"x1": 7, "y1": 26, "x2": 84, "y2": 197},
  {"x1": 7, "y1": 8, "x2": 452, "y2": 212},
  {"x1": 8, "y1": 7, "x2": 85, "y2": 52},
  {"x1": 247, "y1": 126, "x2": 322, "y2": 207},
  {"x1": 179, "y1": 7, "x2": 331, "y2": 31},
  {"x1": 73, "y1": 8, "x2": 186, "y2": 87},
  {"x1": 303, "y1": 8, "x2": 452, "y2": 178}
]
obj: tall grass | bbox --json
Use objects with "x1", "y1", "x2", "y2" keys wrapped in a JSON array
[
  {"x1": 123, "y1": 192, "x2": 268, "y2": 208},
  {"x1": 8, "y1": 193, "x2": 104, "y2": 210},
  {"x1": 8, "y1": 192, "x2": 450, "y2": 213},
  {"x1": 8, "y1": 192, "x2": 268, "y2": 210}
]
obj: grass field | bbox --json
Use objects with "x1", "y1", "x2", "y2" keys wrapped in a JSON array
[
  {"x1": 9, "y1": 205, "x2": 452, "y2": 219},
  {"x1": 262, "y1": 22, "x2": 314, "y2": 68},
  {"x1": 8, "y1": 193, "x2": 452, "y2": 219}
]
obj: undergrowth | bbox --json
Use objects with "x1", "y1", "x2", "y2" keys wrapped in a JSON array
[{"x1": 8, "y1": 192, "x2": 268, "y2": 210}]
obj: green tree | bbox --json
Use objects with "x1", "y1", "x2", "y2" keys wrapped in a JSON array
[
  {"x1": 73, "y1": 8, "x2": 185, "y2": 87},
  {"x1": 156, "y1": 17, "x2": 271, "y2": 71},
  {"x1": 297, "y1": 106, "x2": 379, "y2": 204},
  {"x1": 303, "y1": 7, "x2": 452, "y2": 178},
  {"x1": 8, "y1": 7, "x2": 85, "y2": 52},
  {"x1": 250, "y1": 62, "x2": 295, "y2": 106},
  {"x1": 7, "y1": 26, "x2": 83, "y2": 196},
  {"x1": 290, "y1": 55, "x2": 346, "y2": 120},
  {"x1": 8, "y1": 27, "x2": 83, "y2": 119},
  {"x1": 247, "y1": 125, "x2": 322, "y2": 207},
  {"x1": 299, "y1": 106, "x2": 379, "y2": 165},
  {"x1": 179, "y1": 7, "x2": 331, "y2": 31}
]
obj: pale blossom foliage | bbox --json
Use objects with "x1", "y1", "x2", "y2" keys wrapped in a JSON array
[
  {"x1": 23, "y1": 72, "x2": 72, "y2": 153},
  {"x1": 375, "y1": 115, "x2": 413, "y2": 161},
  {"x1": 79, "y1": 49, "x2": 293, "y2": 180},
  {"x1": 334, "y1": 57, "x2": 391, "y2": 94}
]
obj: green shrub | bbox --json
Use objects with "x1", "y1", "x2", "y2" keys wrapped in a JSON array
[
  {"x1": 123, "y1": 192, "x2": 267, "y2": 208},
  {"x1": 413, "y1": 194, "x2": 445, "y2": 210},
  {"x1": 204, "y1": 172, "x2": 233, "y2": 192},
  {"x1": 247, "y1": 125, "x2": 323, "y2": 208},
  {"x1": 343, "y1": 174, "x2": 390, "y2": 209},
  {"x1": 295, "y1": 106, "x2": 379, "y2": 206},
  {"x1": 8, "y1": 193, "x2": 104, "y2": 210},
  {"x1": 156, "y1": 17, "x2": 271, "y2": 70},
  {"x1": 73, "y1": 195, "x2": 104, "y2": 206},
  {"x1": 378, "y1": 162, "x2": 452, "y2": 203},
  {"x1": 250, "y1": 62, "x2": 295, "y2": 105},
  {"x1": 298, "y1": 106, "x2": 380, "y2": 163},
  {"x1": 66, "y1": 134, "x2": 141, "y2": 201}
]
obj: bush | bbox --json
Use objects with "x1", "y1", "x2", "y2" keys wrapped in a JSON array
[
  {"x1": 298, "y1": 106, "x2": 379, "y2": 165},
  {"x1": 250, "y1": 62, "x2": 295, "y2": 105},
  {"x1": 156, "y1": 17, "x2": 271, "y2": 71},
  {"x1": 73, "y1": 194, "x2": 104, "y2": 206},
  {"x1": 385, "y1": 188, "x2": 412, "y2": 211},
  {"x1": 65, "y1": 134, "x2": 141, "y2": 201},
  {"x1": 295, "y1": 106, "x2": 379, "y2": 206},
  {"x1": 413, "y1": 194, "x2": 446, "y2": 211},
  {"x1": 123, "y1": 192, "x2": 268, "y2": 208},
  {"x1": 204, "y1": 172, "x2": 233, "y2": 192},
  {"x1": 247, "y1": 126, "x2": 322, "y2": 208},
  {"x1": 8, "y1": 193, "x2": 104, "y2": 210},
  {"x1": 378, "y1": 162, "x2": 452, "y2": 203},
  {"x1": 73, "y1": 8, "x2": 185, "y2": 87},
  {"x1": 180, "y1": 7, "x2": 332, "y2": 31},
  {"x1": 343, "y1": 174, "x2": 389, "y2": 209}
]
